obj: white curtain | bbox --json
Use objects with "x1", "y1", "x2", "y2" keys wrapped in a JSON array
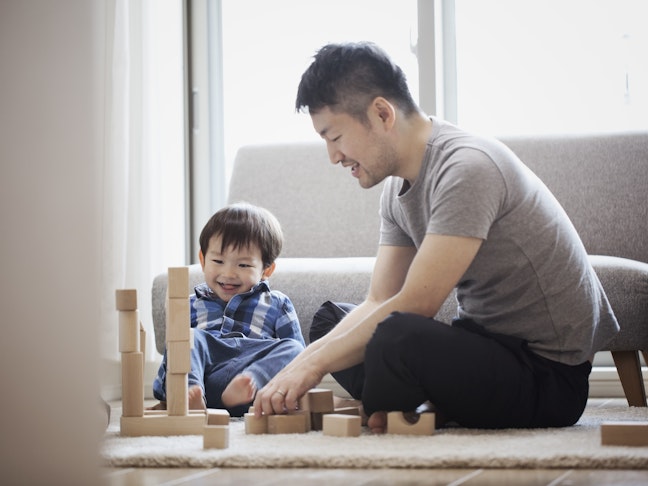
[{"x1": 101, "y1": 0, "x2": 186, "y2": 366}]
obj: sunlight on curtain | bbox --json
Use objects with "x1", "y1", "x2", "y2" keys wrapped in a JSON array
[{"x1": 101, "y1": 0, "x2": 185, "y2": 365}]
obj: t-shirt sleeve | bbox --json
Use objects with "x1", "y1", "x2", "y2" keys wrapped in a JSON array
[{"x1": 379, "y1": 178, "x2": 416, "y2": 247}]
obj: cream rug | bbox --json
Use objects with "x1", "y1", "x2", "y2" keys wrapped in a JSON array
[{"x1": 101, "y1": 404, "x2": 648, "y2": 469}]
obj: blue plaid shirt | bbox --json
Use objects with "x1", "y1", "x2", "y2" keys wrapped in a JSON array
[{"x1": 190, "y1": 280, "x2": 305, "y2": 344}]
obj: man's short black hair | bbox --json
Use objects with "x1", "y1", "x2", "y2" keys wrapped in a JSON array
[{"x1": 296, "y1": 42, "x2": 418, "y2": 123}]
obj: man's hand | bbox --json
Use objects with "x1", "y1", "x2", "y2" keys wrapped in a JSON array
[{"x1": 253, "y1": 359, "x2": 324, "y2": 416}]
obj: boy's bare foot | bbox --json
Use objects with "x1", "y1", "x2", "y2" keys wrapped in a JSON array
[
  {"x1": 188, "y1": 385, "x2": 206, "y2": 410},
  {"x1": 147, "y1": 401, "x2": 166, "y2": 410},
  {"x1": 222, "y1": 374, "x2": 256, "y2": 408},
  {"x1": 367, "y1": 411, "x2": 388, "y2": 434}
]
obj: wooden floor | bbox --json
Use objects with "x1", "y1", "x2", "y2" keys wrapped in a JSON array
[{"x1": 103, "y1": 399, "x2": 648, "y2": 486}]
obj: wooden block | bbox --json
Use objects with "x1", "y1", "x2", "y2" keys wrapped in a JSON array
[
  {"x1": 387, "y1": 411, "x2": 435, "y2": 436},
  {"x1": 166, "y1": 373, "x2": 188, "y2": 416},
  {"x1": 206, "y1": 408, "x2": 230, "y2": 426},
  {"x1": 244, "y1": 413, "x2": 268, "y2": 434},
  {"x1": 139, "y1": 322, "x2": 146, "y2": 358},
  {"x1": 288, "y1": 409, "x2": 311, "y2": 431},
  {"x1": 304, "y1": 388, "x2": 334, "y2": 413},
  {"x1": 323, "y1": 414, "x2": 362, "y2": 437},
  {"x1": 203, "y1": 425, "x2": 229, "y2": 449},
  {"x1": 333, "y1": 406, "x2": 361, "y2": 416},
  {"x1": 120, "y1": 413, "x2": 205, "y2": 436},
  {"x1": 267, "y1": 414, "x2": 308, "y2": 434},
  {"x1": 167, "y1": 266, "x2": 189, "y2": 299},
  {"x1": 167, "y1": 340, "x2": 191, "y2": 374},
  {"x1": 118, "y1": 310, "x2": 139, "y2": 352},
  {"x1": 115, "y1": 289, "x2": 138, "y2": 311},
  {"x1": 166, "y1": 298, "x2": 191, "y2": 342},
  {"x1": 601, "y1": 421, "x2": 648, "y2": 446},
  {"x1": 121, "y1": 352, "x2": 144, "y2": 417},
  {"x1": 310, "y1": 412, "x2": 325, "y2": 431}
]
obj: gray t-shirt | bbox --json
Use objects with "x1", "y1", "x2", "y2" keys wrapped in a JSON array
[{"x1": 379, "y1": 118, "x2": 619, "y2": 365}]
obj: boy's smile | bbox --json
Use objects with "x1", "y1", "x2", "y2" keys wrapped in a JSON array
[{"x1": 199, "y1": 234, "x2": 273, "y2": 302}]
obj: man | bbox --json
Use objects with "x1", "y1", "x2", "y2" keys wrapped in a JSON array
[{"x1": 253, "y1": 42, "x2": 619, "y2": 431}]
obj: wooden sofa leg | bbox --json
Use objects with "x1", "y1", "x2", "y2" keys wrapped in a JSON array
[{"x1": 611, "y1": 350, "x2": 647, "y2": 407}]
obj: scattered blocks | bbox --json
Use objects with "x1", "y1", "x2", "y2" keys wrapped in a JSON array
[
  {"x1": 323, "y1": 414, "x2": 362, "y2": 437},
  {"x1": 601, "y1": 421, "x2": 648, "y2": 446},
  {"x1": 386, "y1": 411, "x2": 435, "y2": 436}
]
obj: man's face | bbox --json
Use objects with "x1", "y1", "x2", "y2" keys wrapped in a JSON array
[{"x1": 311, "y1": 106, "x2": 398, "y2": 189}]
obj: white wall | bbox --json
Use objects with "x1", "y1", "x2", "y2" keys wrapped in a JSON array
[{"x1": 0, "y1": 1, "x2": 103, "y2": 483}]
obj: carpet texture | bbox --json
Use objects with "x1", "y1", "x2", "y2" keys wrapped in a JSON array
[{"x1": 102, "y1": 405, "x2": 648, "y2": 469}]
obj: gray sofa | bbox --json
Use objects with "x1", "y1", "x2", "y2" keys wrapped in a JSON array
[{"x1": 152, "y1": 132, "x2": 648, "y2": 406}]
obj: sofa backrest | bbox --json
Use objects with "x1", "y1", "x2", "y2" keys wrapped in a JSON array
[
  {"x1": 500, "y1": 132, "x2": 648, "y2": 264},
  {"x1": 228, "y1": 132, "x2": 648, "y2": 264},
  {"x1": 228, "y1": 142, "x2": 384, "y2": 258}
]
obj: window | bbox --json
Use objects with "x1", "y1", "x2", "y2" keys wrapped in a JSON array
[
  {"x1": 220, "y1": 0, "x2": 419, "y2": 181},
  {"x1": 452, "y1": 0, "x2": 648, "y2": 136}
]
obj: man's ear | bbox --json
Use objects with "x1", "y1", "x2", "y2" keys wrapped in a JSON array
[
  {"x1": 262, "y1": 262, "x2": 276, "y2": 279},
  {"x1": 371, "y1": 97, "x2": 396, "y2": 130},
  {"x1": 198, "y1": 250, "x2": 205, "y2": 270}
]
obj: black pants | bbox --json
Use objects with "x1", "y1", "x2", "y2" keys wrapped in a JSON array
[{"x1": 310, "y1": 301, "x2": 592, "y2": 429}]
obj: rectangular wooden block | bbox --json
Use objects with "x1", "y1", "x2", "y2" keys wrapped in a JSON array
[
  {"x1": 166, "y1": 373, "x2": 188, "y2": 416},
  {"x1": 119, "y1": 310, "x2": 140, "y2": 352},
  {"x1": 206, "y1": 408, "x2": 230, "y2": 426},
  {"x1": 323, "y1": 414, "x2": 362, "y2": 437},
  {"x1": 115, "y1": 289, "x2": 138, "y2": 311},
  {"x1": 301, "y1": 388, "x2": 334, "y2": 413},
  {"x1": 333, "y1": 406, "x2": 361, "y2": 416},
  {"x1": 121, "y1": 351, "x2": 144, "y2": 417},
  {"x1": 601, "y1": 421, "x2": 648, "y2": 446},
  {"x1": 387, "y1": 411, "x2": 435, "y2": 436},
  {"x1": 167, "y1": 340, "x2": 191, "y2": 374},
  {"x1": 120, "y1": 413, "x2": 205, "y2": 436},
  {"x1": 166, "y1": 298, "x2": 191, "y2": 342},
  {"x1": 244, "y1": 413, "x2": 268, "y2": 434},
  {"x1": 267, "y1": 414, "x2": 308, "y2": 434},
  {"x1": 167, "y1": 266, "x2": 189, "y2": 298},
  {"x1": 203, "y1": 425, "x2": 229, "y2": 449}
]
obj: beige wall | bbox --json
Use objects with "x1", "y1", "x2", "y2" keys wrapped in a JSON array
[{"x1": 0, "y1": 1, "x2": 104, "y2": 483}]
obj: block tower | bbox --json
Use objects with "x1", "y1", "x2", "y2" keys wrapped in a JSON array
[{"x1": 118, "y1": 267, "x2": 206, "y2": 436}]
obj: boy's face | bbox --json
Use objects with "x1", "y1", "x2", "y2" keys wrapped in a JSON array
[{"x1": 199, "y1": 234, "x2": 274, "y2": 302}]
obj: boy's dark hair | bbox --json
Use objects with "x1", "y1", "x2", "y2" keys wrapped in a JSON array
[
  {"x1": 295, "y1": 41, "x2": 419, "y2": 123},
  {"x1": 199, "y1": 202, "x2": 283, "y2": 268}
]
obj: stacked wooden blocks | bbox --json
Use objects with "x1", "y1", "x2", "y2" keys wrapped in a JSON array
[
  {"x1": 244, "y1": 388, "x2": 362, "y2": 437},
  {"x1": 116, "y1": 289, "x2": 144, "y2": 419},
  {"x1": 118, "y1": 267, "x2": 205, "y2": 437}
]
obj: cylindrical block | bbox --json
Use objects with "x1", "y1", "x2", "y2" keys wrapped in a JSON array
[
  {"x1": 115, "y1": 289, "x2": 138, "y2": 311},
  {"x1": 121, "y1": 352, "x2": 144, "y2": 417},
  {"x1": 119, "y1": 310, "x2": 140, "y2": 352}
]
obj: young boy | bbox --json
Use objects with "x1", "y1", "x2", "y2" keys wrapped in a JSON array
[{"x1": 152, "y1": 202, "x2": 305, "y2": 416}]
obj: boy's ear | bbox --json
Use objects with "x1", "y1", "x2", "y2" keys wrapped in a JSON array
[
  {"x1": 198, "y1": 250, "x2": 205, "y2": 269},
  {"x1": 262, "y1": 262, "x2": 276, "y2": 279}
]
